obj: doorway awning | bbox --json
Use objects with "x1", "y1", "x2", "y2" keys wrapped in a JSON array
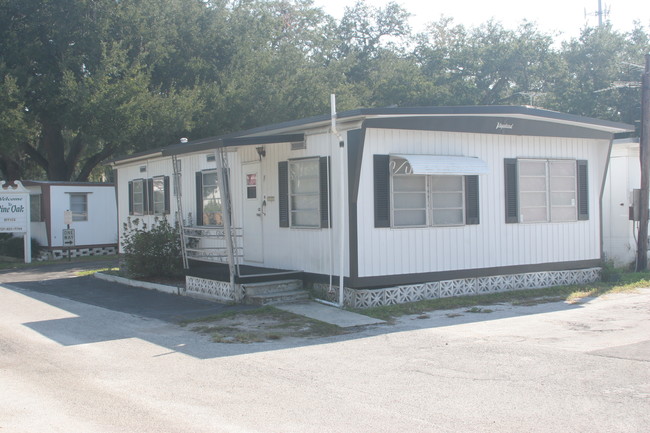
[{"x1": 392, "y1": 154, "x2": 489, "y2": 175}]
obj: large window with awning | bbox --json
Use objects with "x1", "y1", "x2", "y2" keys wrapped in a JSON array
[{"x1": 374, "y1": 154, "x2": 485, "y2": 228}]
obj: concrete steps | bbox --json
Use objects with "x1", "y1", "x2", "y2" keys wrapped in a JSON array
[{"x1": 242, "y1": 279, "x2": 309, "y2": 305}]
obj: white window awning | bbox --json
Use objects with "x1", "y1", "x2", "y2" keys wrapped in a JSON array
[{"x1": 392, "y1": 154, "x2": 489, "y2": 175}]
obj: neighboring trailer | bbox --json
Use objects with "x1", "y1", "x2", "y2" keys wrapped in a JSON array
[
  {"x1": 602, "y1": 138, "x2": 642, "y2": 268},
  {"x1": 22, "y1": 181, "x2": 118, "y2": 259},
  {"x1": 110, "y1": 106, "x2": 634, "y2": 307}
]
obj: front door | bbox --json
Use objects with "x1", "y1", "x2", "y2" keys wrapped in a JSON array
[{"x1": 242, "y1": 162, "x2": 264, "y2": 263}]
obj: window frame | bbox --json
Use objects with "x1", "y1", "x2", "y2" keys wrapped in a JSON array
[
  {"x1": 517, "y1": 158, "x2": 578, "y2": 224},
  {"x1": 30, "y1": 194, "x2": 43, "y2": 222},
  {"x1": 69, "y1": 193, "x2": 88, "y2": 222},
  {"x1": 288, "y1": 157, "x2": 321, "y2": 229},
  {"x1": 389, "y1": 157, "x2": 468, "y2": 228},
  {"x1": 152, "y1": 176, "x2": 166, "y2": 215},
  {"x1": 130, "y1": 178, "x2": 146, "y2": 216},
  {"x1": 200, "y1": 170, "x2": 223, "y2": 226}
]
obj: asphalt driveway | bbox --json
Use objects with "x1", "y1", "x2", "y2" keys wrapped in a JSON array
[{"x1": 0, "y1": 259, "x2": 253, "y2": 322}]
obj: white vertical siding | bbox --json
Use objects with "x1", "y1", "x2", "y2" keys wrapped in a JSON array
[
  {"x1": 115, "y1": 133, "x2": 348, "y2": 276},
  {"x1": 603, "y1": 144, "x2": 639, "y2": 266},
  {"x1": 49, "y1": 185, "x2": 117, "y2": 247},
  {"x1": 356, "y1": 128, "x2": 609, "y2": 278}
]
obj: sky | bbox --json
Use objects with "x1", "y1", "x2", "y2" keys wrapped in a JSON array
[{"x1": 316, "y1": 0, "x2": 650, "y2": 40}]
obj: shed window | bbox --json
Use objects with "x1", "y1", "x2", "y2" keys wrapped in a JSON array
[
  {"x1": 30, "y1": 195, "x2": 42, "y2": 222},
  {"x1": 70, "y1": 193, "x2": 88, "y2": 221}
]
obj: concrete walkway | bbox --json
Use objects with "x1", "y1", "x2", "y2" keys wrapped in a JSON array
[{"x1": 275, "y1": 301, "x2": 385, "y2": 328}]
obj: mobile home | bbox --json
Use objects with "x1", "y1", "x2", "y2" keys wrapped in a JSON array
[{"x1": 111, "y1": 106, "x2": 634, "y2": 307}]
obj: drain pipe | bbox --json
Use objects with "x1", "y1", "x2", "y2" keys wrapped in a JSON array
[{"x1": 330, "y1": 94, "x2": 346, "y2": 308}]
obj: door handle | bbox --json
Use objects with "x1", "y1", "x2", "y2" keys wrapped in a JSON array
[{"x1": 257, "y1": 200, "x2": 267, "y2": 216}]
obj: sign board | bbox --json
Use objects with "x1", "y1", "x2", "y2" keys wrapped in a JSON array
[
  {"x1": 64, "y1": 210, "x2": 73, "y2": 225},
  {"x1": 0, "y1": 187, "x2": 29, "y2": 233},
  {"x1": 63, "y1": 228, "x2": 75, "y2": 246},
  {"x1": 0, "y1": 181, "x2": 31, "y2": 263}
]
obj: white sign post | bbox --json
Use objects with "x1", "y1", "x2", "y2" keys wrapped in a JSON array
[{"x1": 0, "y1": 181, "x2": 31, "y2": 263}]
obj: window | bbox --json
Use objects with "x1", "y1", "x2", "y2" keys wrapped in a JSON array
[
  {"x1": 130, "y1": 179, "x2": 146, "y2": 215},
  {"x1": 152, "y1": 176, "x2": 166, "y2": 215},
  {"x1": 128, "y1": 177, "x2": 169, "y2": 216},
  {"x1": 70, "y1": 193, "x2": 88, "y2": 221},
  {"x1": 30, "y1": 195, "x2": 42, "y2": 222},
  {"x1": 278, "y1": 157, "x2": 330, "y2": 229},
  {"x1": 389, "y1": 157, "x2": 471, "y2": 228},
  {"x1": 289, "y1": 158, "x2": 320, "y2": 228},
  {"x1": 196, "y1": 171, "x2": 223, "y2": 226},
  {"x1": 505, "y1": 158, "x2": 588, "y2": 223}
]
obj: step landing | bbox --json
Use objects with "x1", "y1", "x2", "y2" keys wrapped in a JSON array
[{"x1": 242, "y1": 279, "x2": 308, "y2": 305}]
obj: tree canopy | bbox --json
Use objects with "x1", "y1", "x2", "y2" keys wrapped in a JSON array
[{"x1": 0, "y1": 0, "x2": 648, "y2": 181}]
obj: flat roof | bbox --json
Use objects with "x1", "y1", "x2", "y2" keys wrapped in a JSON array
[{"x1": 110, "y1": 105, "x2": 635, "y2": 164}]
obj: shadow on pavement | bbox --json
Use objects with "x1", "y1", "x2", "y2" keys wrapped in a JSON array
[{"x1": 0, "y1": 260, "x2": 587, "y2": 360}]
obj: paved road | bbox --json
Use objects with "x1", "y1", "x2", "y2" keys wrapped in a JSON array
[{"x1": 1, "y1": 263, "x2": 649, "y2": 432}]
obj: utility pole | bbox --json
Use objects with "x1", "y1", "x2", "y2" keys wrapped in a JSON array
[{"x1": 636, "y1": 53, "x2": 650, "y2": 271}]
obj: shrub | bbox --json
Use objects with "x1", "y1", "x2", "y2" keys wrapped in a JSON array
[
  {"x1": 121, "y1": 217, "x2": 183, "y2": 279},
  {"x1": 0, "y1": 233, "x2": 41, "y2": 259}
]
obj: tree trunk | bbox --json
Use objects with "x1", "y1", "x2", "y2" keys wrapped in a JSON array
[{"x1": 41, "y1": 119, "x2": 70, "y2": 181}]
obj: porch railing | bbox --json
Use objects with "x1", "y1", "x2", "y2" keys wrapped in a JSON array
[{"x1": 183, "y1": 226, "x2": 243, "y2": 265}]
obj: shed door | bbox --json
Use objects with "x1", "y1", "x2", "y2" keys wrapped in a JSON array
[{"x1": 242, "y1": 162, "x2": 264, "y2": 263}]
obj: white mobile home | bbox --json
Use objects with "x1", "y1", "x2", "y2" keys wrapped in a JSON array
[
  {"x1": 22, "y1": 181, "x2": 118, "y2": 259},
  {"x1": 110, "y1": 106, "x2": 634, "y2": 307}
]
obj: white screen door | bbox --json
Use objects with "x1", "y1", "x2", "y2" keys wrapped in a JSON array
[{"x1": 242, "y1": 162, "x2": 264, "y2": 263}]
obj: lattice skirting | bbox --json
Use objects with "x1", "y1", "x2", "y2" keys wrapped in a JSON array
[
  {"x1": 38, "y1": 246, "x2": 117, "y2": 261},
  {"x1": 185, "y1": 276, "x2": 238, "y2": 303},
  {"x1": 313, "y1": 267, "x2": 601, "y2": 309}
]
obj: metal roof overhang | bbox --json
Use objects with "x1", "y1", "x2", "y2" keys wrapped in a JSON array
[
  {"x1": 162, "y1": 133, "x2": 305, "y2": 156},
  {"x1": 392, "y1": 154, "x2": 489, "y2": 175}
]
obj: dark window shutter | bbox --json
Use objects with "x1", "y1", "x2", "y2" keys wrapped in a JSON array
[
  {"x1": 577, "y1": 160, "x2": 589, "y2": 220},
  {"x1": 164, "y1": 176, "x2": 171, "y2": 214},
  {"x1": 504, "y1": 158, "x2": 519, "y2": 223},
  {"x1": 195, "y1": 171, "x2": 203, "y2": 226},
  {"x1": 319, "y1": 156, "x2": 331, "y2": 228},
  {"x1": 374, "y1": 155, "x2": 390, "y2": 228},
  {"x1": 465, "y1": 175, "x2": 480, "y2": 225},
  {"x1": 146, "y1": 178, "x2": 153, "y2": 215},
  {"x1": 128, "y1": 181, "x2": 133, "y2": 215},
  {"x1": 278, "y1": 161, "x2": 289, "y2": 227}
]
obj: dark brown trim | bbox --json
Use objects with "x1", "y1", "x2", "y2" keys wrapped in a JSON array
[
  {"x1": 222, "y1": 134, "x2": 305, "y2": 147},
  {"x1": 43, "y1": 184, "x2": 52, "y2": 247},
  {"x1": 363, "y1": 116, "x2": 616, "y2": 140},
  {"x1": 21, "y1": 181, "x2": 114, "y2": 188},
  {"x1": 43, "y1": 243, "x2": 118, "y2": 250},
  {"x1": 341, "y1": 260, "x2": 602, "y2": 289},
  {"x1": 347, "y1": 128, "x2": 366, "y2": 281}
]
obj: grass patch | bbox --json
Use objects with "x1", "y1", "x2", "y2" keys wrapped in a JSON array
[
  {"x1": 76, "y1": 267, "x2": 119, "y2": 277},
  {"x1": 182, "y1": 305, "x2": 346, "y2": 343},
  {"x1": 0, "y1": 255, "x2": 117, "y2": 271},
  {"x1": 351, "y1": 270, "x2": 647, "y2": 321}
]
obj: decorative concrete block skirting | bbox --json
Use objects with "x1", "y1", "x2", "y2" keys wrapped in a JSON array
[
  {"x1": 185, "y1": 276, "x2": 239, "y2": 303},
  {"x1": 38, "y1": 245, "x2": 117, "y2": 261},
  {"x1": 313, "y1": 268, "x2": 602, "y2": 309}
]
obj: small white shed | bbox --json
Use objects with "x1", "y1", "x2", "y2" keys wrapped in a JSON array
[
  {"x1": 602, "y1": 138, "x2": 642, "y2": 268},
  {"x1": 22, "y1": 181, "x2": 118, "y2": 259}
]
